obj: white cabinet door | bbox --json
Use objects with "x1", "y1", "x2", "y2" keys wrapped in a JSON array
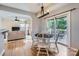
[{"x1": 0, "y1": 33, "x2": 4, "y2": 55}]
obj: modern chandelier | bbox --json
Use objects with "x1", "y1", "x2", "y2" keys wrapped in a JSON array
[{"x1": 38, "y1": 3, "x2": 49, "y2": 18}]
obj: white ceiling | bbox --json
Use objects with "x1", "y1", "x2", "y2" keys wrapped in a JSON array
[
  {"x1": 1, "y1": 3, "x2": 55, "y2": 13},
  {"x1": 0, "y1": 3, "x2": 68, "y2": 19},
  {"x1": 0, "y1": 10, "x2": 31, "y2": 20}
]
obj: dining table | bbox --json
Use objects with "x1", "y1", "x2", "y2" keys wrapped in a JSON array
[{"x1": 35, "y1": 33, "x2": 53, "y2": 44}]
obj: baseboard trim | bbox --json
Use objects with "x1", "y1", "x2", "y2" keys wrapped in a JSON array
[
  {"x1": 50, "y1": 42, "x2": 77, "y2": 52},
  {"x1": 58, "y1": 42, "x2": 77, "y2": 52},
  {"x1": 8, "y1": 38, "x2": 24, "y2": 42}
]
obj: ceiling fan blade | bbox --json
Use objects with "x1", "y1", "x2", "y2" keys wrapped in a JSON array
[{"x1": 15, "y1": 16, "x2": 19, "y2": 21}]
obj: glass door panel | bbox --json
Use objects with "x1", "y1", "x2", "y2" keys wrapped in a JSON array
[
  {"x1": 47, "y1": 18, "x2": 55, "y2": 43},
  {"x1": 47, "y1": 19, "x2": 54, "y2": 34},
  {"x1": 55, "y1": 16, "x2": 68, "y2": 45},
  {"x1": 47, "y1": 13, "x2": 70, "y2": 46}
]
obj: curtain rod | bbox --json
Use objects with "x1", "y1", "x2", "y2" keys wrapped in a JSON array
[{"x1": 43, "y1": 8, "x2": 76, "y2": 19}]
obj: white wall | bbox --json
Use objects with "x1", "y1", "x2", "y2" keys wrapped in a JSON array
[
  {"x1": 0, "y1": 17, "x2": 20, "y2": 31},
  {"x1": 0, "y1": 18, "x2": 3, "y2": 29},
  {"x1": 71, "y1": 8, "x2": 79, "y2": 49},
  {"x1": 38, "y1": 3, "x2": 79, "y2": 49},
  {"x1": 31, "y1": 15, "x2": 40, "y2": 38}
]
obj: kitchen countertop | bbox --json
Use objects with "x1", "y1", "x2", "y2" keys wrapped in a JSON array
[{"x1": 0, "y1": 29, "x2": 8, "y2": 33}]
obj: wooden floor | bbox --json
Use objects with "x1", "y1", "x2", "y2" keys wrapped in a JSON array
[
  {"x1": 4, "y1": 39, "x2": 32, "y2": 56},
  {"x1": 4, "y1": 39, "x2": 77, "y2": 56}
]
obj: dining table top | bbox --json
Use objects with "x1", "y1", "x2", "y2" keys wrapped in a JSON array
[{"x1": 35, "y1": 33, "x2": 53, "y2": 38}]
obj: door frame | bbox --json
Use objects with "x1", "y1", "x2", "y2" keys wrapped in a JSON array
[{"x1": 46, "y1": 11, "x2": 71, "y2": 47}]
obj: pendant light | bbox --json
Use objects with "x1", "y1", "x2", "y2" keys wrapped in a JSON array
[{"x1": 38, "y1": 3, "x2": 49, "y2": 18}]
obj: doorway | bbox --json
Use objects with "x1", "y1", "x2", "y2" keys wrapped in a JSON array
[
  {"x1": 19, "y1": 18, "x2": 32, "y2": 40},
  {"x1": 47, "y1": 12, "x2": 70, "y2": 47}
]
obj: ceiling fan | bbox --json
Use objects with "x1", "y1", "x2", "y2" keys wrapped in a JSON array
[
  {"x1": 38, "y1": 3, "x2": 49, "y2": 18},
  {"x1": 15, "y1": 16, "x2": 19, "y2": 21}
]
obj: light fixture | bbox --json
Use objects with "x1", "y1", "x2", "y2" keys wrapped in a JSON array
[
  {"x1": 15, "y1": 16, "x2": 19, "y2": 21},
  {"x1": 38, "y1": 3, "x2": 49, "y2": 18}
]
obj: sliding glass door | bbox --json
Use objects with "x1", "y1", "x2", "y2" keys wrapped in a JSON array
[
  {"x1": 47, "y1": 19, "x2": 54, "y2": 34},
  {"x1": 55, "y1": 16, "x2": 67, "y2": 45},
  {"x1": 47, "y1": 12, "x2": 70, "y2": 46}
]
